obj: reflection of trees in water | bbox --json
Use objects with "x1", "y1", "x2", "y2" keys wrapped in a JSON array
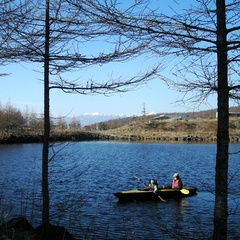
[
  {"x1": 172, "y1": 198, "x2": 190, "y2": 221},
  {"x1": 159, "y1": 198, "x2": 210, "y2": 239}
]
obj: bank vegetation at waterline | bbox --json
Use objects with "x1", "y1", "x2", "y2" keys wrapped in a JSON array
[
  {"x1": 2, "y1": 116, "x2": 240, "y2": 144},
  {"x1": 96, "y1": 117, "x2": 240, "y2": 143}
]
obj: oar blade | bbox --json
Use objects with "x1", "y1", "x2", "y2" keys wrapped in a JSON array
[
  {"x1": 180, "y1": 189, "x2": 190, "y2": 194},
  {"x1": 157, "y1": 194, "x2": 167, "y2": 202}
]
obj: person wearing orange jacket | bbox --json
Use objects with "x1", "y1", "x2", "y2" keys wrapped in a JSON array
[{"x1": 163, "y1": 173, "x2": 183, "y2": 190}]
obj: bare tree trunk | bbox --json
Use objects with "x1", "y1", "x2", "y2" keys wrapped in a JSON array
[
  {"x1": 42, "y1": 0, "x2": 50, "y2": 238},
  {"x1": 214, "y1": 0, "x2": 228, "y2": 239}
]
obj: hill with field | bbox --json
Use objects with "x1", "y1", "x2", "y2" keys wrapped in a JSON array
[
  {"x1": 1, "y1": 106, "x2": 240, "y2": 144},
  {"x1": 83, "y1": 106, "x2": 240, "y2": 143}
]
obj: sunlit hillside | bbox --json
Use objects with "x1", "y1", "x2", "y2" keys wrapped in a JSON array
[{"x1": 86, "y1": 106, "x2": 240, "y2": 142}]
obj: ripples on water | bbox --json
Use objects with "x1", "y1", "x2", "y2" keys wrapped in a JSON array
[{"x1": 0, "y1": 142, "x2": 240, "y2": 239}]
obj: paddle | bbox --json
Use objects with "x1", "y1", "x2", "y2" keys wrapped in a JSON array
[
  {"x1": 133, "y1": 175, "x2": 167, "y2": 202},
  {"x1": 133, "y1": 175, "x2": 148, "y2": 188},
  {"x1": 180, "y1": 189, "x2": 190, "y2": 195}
]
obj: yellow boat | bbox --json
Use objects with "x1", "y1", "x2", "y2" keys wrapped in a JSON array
[{"x1": 113, "y1": 187, "x2": 197, "y2": 202}]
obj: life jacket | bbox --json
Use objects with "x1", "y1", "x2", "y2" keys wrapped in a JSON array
[
  {"x1": 172, "y1": 179, "x2": 181, "y2": 189},
  {"x1": 149, "y1": 179, "x2": 158, "y2": 190}
]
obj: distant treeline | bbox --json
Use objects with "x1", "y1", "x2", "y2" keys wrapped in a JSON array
[{"x1": 0, "y1": 101, "x2": 81, "y2": 138}]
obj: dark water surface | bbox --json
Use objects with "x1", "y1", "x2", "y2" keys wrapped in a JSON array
[{"x1": 0, "y1": 142, "x2": 240, "y2": 239}]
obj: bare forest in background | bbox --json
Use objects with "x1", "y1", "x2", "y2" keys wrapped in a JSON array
[{"x1": 0, "y1": 102, "x2": 81, "y2": 139}]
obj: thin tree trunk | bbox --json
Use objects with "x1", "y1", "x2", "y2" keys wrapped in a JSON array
[
  {"x1": 214, "y1": 0, "x2": 228, "y2": 239},
  {"x1": 42, "y1": 0, "x2": 50, "y2": 238}
]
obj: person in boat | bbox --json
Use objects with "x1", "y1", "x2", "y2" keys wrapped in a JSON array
[
  {"x1": 148, "y1": 179, "x2": 158, "y2": 193},
  {"x1": 162, "y1": 173, "x2": 183, "y2": 190}
]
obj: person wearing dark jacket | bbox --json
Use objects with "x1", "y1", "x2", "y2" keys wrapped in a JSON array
[{"x1": 148, "y1": 179, "x2": 158, "y2": 193}]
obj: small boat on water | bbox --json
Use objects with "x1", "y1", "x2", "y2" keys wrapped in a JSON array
[{"x1": 113, "y1": 187, "x2": 197, "y2": 202}]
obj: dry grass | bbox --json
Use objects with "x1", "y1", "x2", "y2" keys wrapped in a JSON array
[{"x1": 100, "y1": 118, "x2": 240, "y2": 142}]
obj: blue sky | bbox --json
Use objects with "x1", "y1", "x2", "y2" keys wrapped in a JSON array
[
  {"x1": 1, "y1": 59, "x2": 218, "y2": 117},
  {"x1": 0, "y1": 0, "x2": 229, "y2": 117}
]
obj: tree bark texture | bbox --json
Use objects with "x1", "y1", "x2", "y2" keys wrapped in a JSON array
[
  {"x1": 42, "y1": 0, "x2": 50, "y2": 239},
  {"x1": 214, "y1": 0, "x2": 229, "y2": 239}
]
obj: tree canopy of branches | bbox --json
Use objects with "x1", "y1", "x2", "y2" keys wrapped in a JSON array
[
  {"x1": 90, "y1": 0, "x2": 237, "y2": 239},
  {"x1": 1, "y1": 0, "x2": 161, "y2": 238},
  {"x1": 59, "y1": 0, "x2": 239, "y2": 239},
  {"x1": 2, "y1": 0, "x2": 239, "y2": 239}
]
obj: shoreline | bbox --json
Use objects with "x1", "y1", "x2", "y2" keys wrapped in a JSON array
[{"x1": 0, "y1": 131, "x2": 239, "y2": 144}]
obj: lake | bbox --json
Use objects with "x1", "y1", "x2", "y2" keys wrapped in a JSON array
[{"x1": 0, "y1": 141, "x2": 240, "y2": 239}]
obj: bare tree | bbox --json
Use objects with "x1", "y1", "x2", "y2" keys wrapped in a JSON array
[
  {"x1": 55, "y1": 116, "x2": 68, "y2": 131},
  {"x1": 75, "y1": 0, "x2": 238, "y2": 239},
  {"x1": 68, "y1": 116, "x2": 81, "y2": 130},
  {"x1": 3, "y1": 0, "x2": 161, "y2": 238},
  {"x1": 5, "y1": 0, "x2": 237, "y2": 239},
  {"x1": 0, "y1": 0, "x2": 35, "y2": 63}
]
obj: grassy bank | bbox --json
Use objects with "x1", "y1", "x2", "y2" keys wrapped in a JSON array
[
  {"x1": 1, "y1": 117, "x2": 240, "y2": 143},
  {"x1": 99, "y1": 118, "x2": 240, "y2": 142}
]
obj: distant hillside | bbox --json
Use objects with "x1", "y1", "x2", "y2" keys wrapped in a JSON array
[
  {"x1": 84, "y1": 106, "x2": 240, "y2": 131},
  {"x1": 84, "y1": 115, "x2": 141, "y2": 131},
  {"x1": 64, "y1": 113, "x2": 128, "y2": 126},
  {"x1": 84, "y1": 105, "x2": 240, "y2": 143}
]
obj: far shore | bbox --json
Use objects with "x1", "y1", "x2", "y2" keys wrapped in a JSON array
[
  {"x1": 0, "y1": 130, "x2": 239, "y2": 144},
  {"x1": 1, "y1": 117, "x2": 240, "y2": 144}
]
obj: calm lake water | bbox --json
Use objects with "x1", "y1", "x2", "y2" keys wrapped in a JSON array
[{"x1": 0, "y1": 141, "x2": 240, "y2": 239}]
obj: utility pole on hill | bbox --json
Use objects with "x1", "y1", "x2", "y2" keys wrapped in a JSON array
[{"x1": 142, "y1": 103, "x2": 146, "y2": 116}]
